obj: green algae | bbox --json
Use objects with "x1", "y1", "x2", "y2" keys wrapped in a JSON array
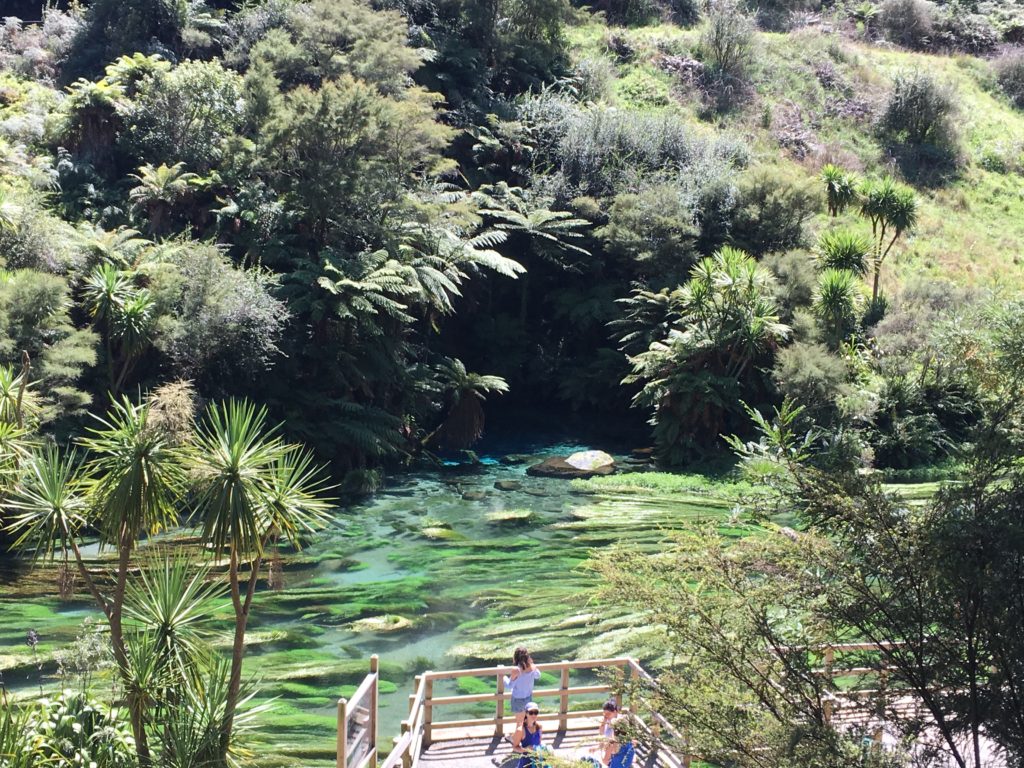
[{"x1": 1, "y1": 455, "x2": 838, "y2": 768}]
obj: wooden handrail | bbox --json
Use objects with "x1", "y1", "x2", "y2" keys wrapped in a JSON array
[
  {"x1": 423, "y1": 657, "x2": 631, "y2": 680},
  {"x1": 338, "y1": 655, "x2": 379, "y2": 768},
  {"x1": 350, "y1": 656, "x2": 701, "y2": 768},
  {"x1": 427, "y1": 683, "x2": 613, "y2": 707}
]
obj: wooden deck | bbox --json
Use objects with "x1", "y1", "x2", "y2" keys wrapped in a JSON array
[{"x1": 418, "y1": 727, "x2": 672, "y2": 768}]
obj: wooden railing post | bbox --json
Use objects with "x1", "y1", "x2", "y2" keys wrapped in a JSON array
[
  {"x1": 873, "y1": 669, "x2": 888, "y2": 745},
  {"x1": 337, "y1": 698, "x2": 348, "y2": 768},
  {"x1": 558, "y1": 662, "x2": 570, "y2": 732},
  {"x1": 613, "y1": 662, "x2": 624, "y2": 712},
  {"x1": 370, "y1": 655, "x2": 379, "y2": 768},
  {"x1": 682, "y1": 726, "x2": 691, "y2": 768},
  {"x1": 823, "y1": 647, "x2": 835, "y2": 724},
  {"x1": 423, "y1": 673, "x2": 434, "y2": 748},
  {"x1": 400, "y1": 718, "x2": 412, "y2": 768},
  {"x1": 495, "y1": 672, "x2": 506, "y2": 738}
]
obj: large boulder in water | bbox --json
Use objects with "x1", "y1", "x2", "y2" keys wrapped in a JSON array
[{"x1": 527, "y1": 450, "x2": 616, "y2": 479}]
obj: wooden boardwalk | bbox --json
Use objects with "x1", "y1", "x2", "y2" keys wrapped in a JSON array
[{"x1": 418, "y1": 728, "x2": 672, "y2": 768}]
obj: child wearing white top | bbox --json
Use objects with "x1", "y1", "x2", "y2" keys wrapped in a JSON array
[{"x1": 504, "y1": 646, "x2": 541, "y2": 730}]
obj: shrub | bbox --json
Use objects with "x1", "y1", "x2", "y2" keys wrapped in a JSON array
[
  {"x1": 63, "y1": 0, "x2": 190, "y2": 81},
  {"x1": 19, "y1": 692, "x2": 135, "y2": 768},
  {"x1": 599, "y1": 184, "x2": 700, "y2": 275},
  {"x1": 934, "y1": 10, "x2": 998, "y2": 53},
  {"x1": 763, "y1": 250, "x2": 817, "y2": 317},
  {"x1": 996, "y1": 50, "x2": 1024, "y2": 109},
  {"x1": 699, "y1": 0, "x2": 754, "y2": 81},
  {"x1": 571, "y1": 57, "x2": 616, "y2": 102},
  {"x1": 0, "y1": 269, "x2": 98, "y2": 420},
  {"x1": 728, "y1": 166, "x2": 821, "y2": 256},
  {"x1": 593, "y1": 0, "x2": 699, "y2": 25},
  {"x1": 879, "y1": 0, "x2": 935, "y2": 49},
  {"x1": 597, "y1": 0, "x2": 665, "y2": 25},
  {"x1": 556, "y1": 107, "x2": 747, "y2": 197},
  {"x1": 744, "y1": 0, "x2": 821, "y2": 31},
  {"x1": 878, "y1": 70, "x2": 959, "y2": 162},
  {"x1": 148, "y1": 243, "x2": 288, "y2": 390},
  {"x1": 772, "y1": 340, "x2": 850, "y2": 427},
  {"x1": 119, "y1": 58, "x2": 245, "y2": 172},
  {"x1": 665, "y1": 0, "x2": 701, "y2": 26}
]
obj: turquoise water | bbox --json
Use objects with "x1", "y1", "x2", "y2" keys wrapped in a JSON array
[{"x1": 0, "y1": 443, "x2": 733, "y2": 766}]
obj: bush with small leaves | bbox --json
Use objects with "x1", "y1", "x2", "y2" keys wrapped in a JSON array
[
  {"x1": 878, "y1": 70, "x2": 959, "y2": 162},
  {"x1": 763, "y1": 250, "x2": 817, "y2": 318},
  {"x1": 934, "y1": 10, "x2": 998, "y2": 53},
  {"x1": 571, "y1": 57, "x2": 616, "y2": 102},
  {"x1": 879, "y1": 0, "x2": 935, "y2": 49},
  {"x1": 699, "y1": 0, "x2": 754, "y2": 82},
  {"x1": 556, "y1": 107, "x2": 747, "y2": 198},
  {"x1": 772, "y1": 340, "x2": 851, "y2": 427},
  {"x1": 148, "y1": 242, "x2": 288, "y2": 391},
  {"x1": 744, "y1": 0, "x2": 821, "y2": 31},
  {"x1": 729, "y1": 166, "x2": 821, "y2": 256},
  {"x1": 599, "y1": 184, "x2": 700, "y2": 275},
  {"x1": 996, "y1": 50, "x2": 1024, "y2": 110}
]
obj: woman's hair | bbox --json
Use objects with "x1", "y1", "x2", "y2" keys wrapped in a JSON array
[
  {"x1": 513, "y1": 646, "x2": 530, "y2": 670},
  {"x1": 603, "y1": 699, "x2": 618, "y2": 713}
]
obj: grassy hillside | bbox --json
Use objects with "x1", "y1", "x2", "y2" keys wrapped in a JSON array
[{"x1": 565, "y1": 15, "x2": 1024, "y2": 289}]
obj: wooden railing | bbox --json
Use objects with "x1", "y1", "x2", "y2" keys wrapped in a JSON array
[
  {"x1": 378, "y1": 656, "x2": 689, "y2": 768},
  {"x1": 345, "y1": 645, "x2": 906, "y2": 768},
  {"x1": 337, "y1": 655, "x2": 379, "y2": 768}
]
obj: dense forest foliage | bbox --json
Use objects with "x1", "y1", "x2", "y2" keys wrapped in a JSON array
[
  {"x1": 2, "y1": 0, "x2": 1024, "y2": 766},
  {"x1": 0, "y1": 0, "x2": 1019, "y2": 481}
]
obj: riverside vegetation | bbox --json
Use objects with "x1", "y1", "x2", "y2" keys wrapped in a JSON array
[{"x1": 1, "y1": 0, "x2": 1024, "y2": 766}]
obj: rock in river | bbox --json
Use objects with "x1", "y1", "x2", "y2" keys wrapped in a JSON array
[
  {"x1": 461, "y1": 490, "x2": 488, "y2": 501},
  {"x1": 526, "y1": 450, "x2": 616, "y2": 479},
  {"x1": 494, "y1": 480, "x2": 523, "y2": 491}
]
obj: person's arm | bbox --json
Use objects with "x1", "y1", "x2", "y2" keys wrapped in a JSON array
[
  {"x1": 510, "y1": 727, "x2": 525, "y2": 753},
  {"x1": 504, "y1": 667, "x2": 520, "y2": 687},
  {"x1": 602, "y1": 740, "x2": 617, "y2": 765}
]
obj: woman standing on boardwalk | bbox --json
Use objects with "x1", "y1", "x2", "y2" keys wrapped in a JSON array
[{"x1": 504, "y1": 647, "x2": 542, "y2": 730}]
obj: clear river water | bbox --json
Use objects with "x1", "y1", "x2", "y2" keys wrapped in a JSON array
[{"x1": 0, "y1": 440, "x2": 741, "y2": 766}]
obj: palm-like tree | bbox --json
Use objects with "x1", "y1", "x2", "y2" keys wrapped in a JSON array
[
  {"x1": 423, "y1": 358, "x2": 510, "y2": 450},
  {"x1": 396, "y1": 220, "x2": 524, "y2": 315},
  {"x1": 817, "y1": 229, "x2": 871, "y2": 276},
  {"x1": 0, "y1": 186, "x2": 22, "y2": 232},
  {"x1": 814, "y1": 268, "x2": 862, "y2": 349},
  {"x1": 473, "y1": 183, "x2": 589, "y2": 326},
  {"x1": 111, "y1": 290, "x2": 155, "y2": 391},
  {"x1": 81, "y1": 264, "x2": 155, "y2": 392},
  {"x1": 821, "y1": 164, "x2": 859, "y2": 217},
  {"x1": 186, "y1": 399, "x2": 333, "y2": 760},
  {"x1": 76, "y1": 225, "x2": 152, "y2": 269},
  {"x1": 0, "y1": 362, "x2": 40, "y2": 429},
  {"x1": 849, "y1": 1, "x2": 879, "y2": 36},
  {"x1": 124, "y1": 556, "x2": 225, "y2": 681},
  {"x1": 79, "y1": 397, "x2": 188, "y2": 761},
  {"x1": 624, "y1": 247, "x2": 789, "y2": 460},
  {"x1": 64, "y1": 78, "x2": 126, "y2": 165},
  {"x1": 129, "y1": 162, "x2": 199, "y2": 236},
  {"x1": 859, "y1": 176, "x2": 918, "y2": 303}
]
